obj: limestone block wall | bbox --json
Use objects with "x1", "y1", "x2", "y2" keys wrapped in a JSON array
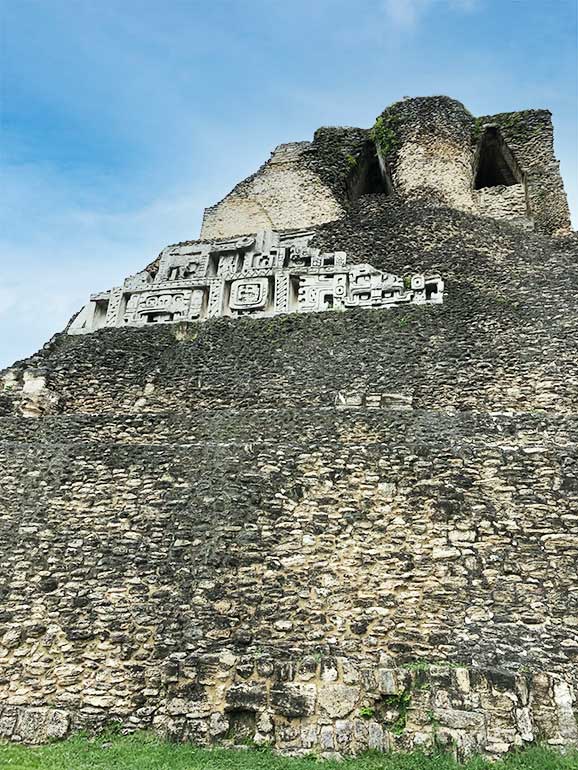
[
  {"x1": 371, "y1": 99, "x2": 569, "y2": 234},
  {"x1": 1, "y1": 192, "x2": 577, "y2": 755},
  {"x1": 0, "y1": 408, "x2": 578, "y2": 755},
  {"x1": 474, "y1": 184, "x2": 531, "y2": 230},
  {"x1": 477, "y1": 110, "x2": 572, "y2": 235},
  {"x1": 200, "y1": 143, "x2": 345, "y2": 239},
  {"x1": 379, "y1": 97, "x2": 476, "y2": 211},
  {"x1": 0, "y1": 663, "x2": 576, "y2": 759},
  {"x1": 199, "y1": 98, "x2": 571, "y2": 242},
  {"x1": 5, "y1": 200, "x2": 578, "y2": 418}
]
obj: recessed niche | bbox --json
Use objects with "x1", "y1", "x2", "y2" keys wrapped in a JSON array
[
  {"x1": 347, "y1": 141, "x2": 394, "y2": 201},
  {"x1": 226, "y1": 709, "x2": 256, "y2": 743},
  {"x1": 474, "y1": 126, "x2": 521, "y2": 189}
]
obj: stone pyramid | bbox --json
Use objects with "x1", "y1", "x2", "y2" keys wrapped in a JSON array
[{"x1": 1, "y1": 96, "x2": 577, "y2": 759}]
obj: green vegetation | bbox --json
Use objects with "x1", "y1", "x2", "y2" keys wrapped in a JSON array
[
  {"x1": 1, "y1": 733, "x2": 577, "y2": 770},
  {"x1": 382, "y1": 689, "x2": 412, "y2": 735},
  {"x1": 358, "y1": 706, "x2": 375, "y2": 719},
  {"x1": 471, "y1": 117, "x2": 485, "y2": 142},
  {"x1": 370, "y1": 112, "x2": 400, "y2": 158},
  {"x1": 402, "y1": 661, "x2": 432, "y2": 671},
  {"x1": 346, "y1": 154, "x2": 358, "y2": 169},
  {"x1": 500, "y1": 113, "x2": 523, "y2": 133},
  {"x1": 472, "y1": 112, "x2": 534, "y2": 144}
]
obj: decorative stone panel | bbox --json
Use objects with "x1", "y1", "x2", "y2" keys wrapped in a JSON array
[{"x1": 68, "y1": 229, "x2": 444, "y2": 334}]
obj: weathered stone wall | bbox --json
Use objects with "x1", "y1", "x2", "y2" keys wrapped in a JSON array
[
  {"x1": 1, "y1": 162, "x2": 576, "y2": 755},
  {"x1": 1, "y1": 406, "x2": 578, "y2": 755},
  {"x1": 474, "y1": 184, "x2": 531, "y2": 229},
  {"x1": 477, "y1": 110, "x2": 572, "y2": 235},
  {"x1": 0, "y1": 663, "x2": 576, "y2": 759},
  {"x1": 2, "y1": 406, "x2": 578, "y2": 666},
  {"x1": 200, "y1": 143, "x2": 345, "y2": 239},
  {"x1": 378, "y1": 97, "x2": 476, "y2": 211},
  {"x1": 5, "y1": 201, "x2": 577, "y2": 418},
  {"x1": 199, "y1": 97, "x2": 571, "y2": 241}
]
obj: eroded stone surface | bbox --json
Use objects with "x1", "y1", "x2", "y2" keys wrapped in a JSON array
[
  {"x1": 201, "y1": 143, "x2": 345, "y2": 239},
  {"x1": 200, "y1": 96, "x2": 570, "y2": 239},
  {"x1": 0, "y1": 666, "x2": 574, "y2": 759}
]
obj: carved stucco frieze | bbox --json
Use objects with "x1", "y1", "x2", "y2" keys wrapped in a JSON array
[{"x1": 68, "y1": 229, "x2": 444, "y2": 335}]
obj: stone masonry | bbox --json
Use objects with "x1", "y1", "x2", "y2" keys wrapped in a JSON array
[
  {"x1": 201, "y1": 97, "x2": 571, "y2": 240},
  {"x1": 0, "y1": 96, "x2": 577, "y2": 760},
  {"x1": 68, "y1": 228, "x2": 443, "y2": 335}
]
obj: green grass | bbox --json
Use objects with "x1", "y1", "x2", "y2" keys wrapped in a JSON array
[{"x1": 1, "y1": 733, "x2": 577, "y2": 770}]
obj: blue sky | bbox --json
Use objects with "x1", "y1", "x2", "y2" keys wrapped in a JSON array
[{"x1": 1, "y1": 0, "x2": 577, "y2": 369}]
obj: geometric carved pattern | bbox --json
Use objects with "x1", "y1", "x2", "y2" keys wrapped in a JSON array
[{"x1": 69, "y1": 229, "x2": 444, "y2": 335}]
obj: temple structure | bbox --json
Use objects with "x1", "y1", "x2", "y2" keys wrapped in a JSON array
[{"x1": 0, "y1": 97, "x2": 577, "y2": 760}]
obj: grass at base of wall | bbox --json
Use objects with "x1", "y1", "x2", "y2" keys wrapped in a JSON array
[{"x1": 1, "y1": 733, "x2": 577, "y2": 770}]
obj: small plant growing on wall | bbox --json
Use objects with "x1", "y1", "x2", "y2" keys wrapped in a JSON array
[
  {"x1": 382, "y1": 690, "x2": 412, "y2": 735},
  {"x1": 371, "y1": 111, "x2": 400, "y2": 159}
]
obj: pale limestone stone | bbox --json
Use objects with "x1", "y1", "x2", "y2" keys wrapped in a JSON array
[
  {"x1": 319, "y1": 725, "x2": 335, "y2": 751},
  {"x1": 435, "y1": 707, "x2": 486, "y2": 730},
  {"x1": 256, "y1": 712, "x2": 274, "y2": 735},
  {"x1": 391, "y1": 140, "x2": 475, "y2": 212},
  {"x1": 367, "y1": 721, "x2": 385, "y2": 751},
  {"x1": 200, "y1": 144, "x2": 344, "y2": 239},
  {"x1": 553, "y1": 681, "x2": 578, "y2": 741},
  {"x1": 318, "y1": 685, "x2": 360, "y2": 718},
  {"x1": 455, "y1": 668, "x2": 471, "y2": 693},
  {"x1": 335, "y1": 719, "x2": 353, "y2": 748},
  {"x1": 82, "y1": 695, "x2": 116, "y2": 708},
  {"x1": 320, "y1": 663, "x2": 338, "y2": 682},
  {"x1": 377, "y1": 669, "x2": 399, "y2": 695},
  {"x1": 274, "y1": 620, "x2": 293, "y2": 631},
  {"x1": 300, "y1": 724, "x2": 318, "y2": 749},
  {"x1": 13, "y1": 708, "x2": 69, "y2": 744},
  {"x1": 1, "y1": 629, "x2": 22, "y2": 649},
  {"x1": 515, "y1": 707, "x2": 533, "y2": 742},
  {"x1": 0, "y1": 710, "x2": 18, "y2": 738},
  {"x1": 69, "y1": 229, "x2": 444, "y2": 335},
  {"x1": 432, "y1": 546, "x2": 461, "y2": 559}
]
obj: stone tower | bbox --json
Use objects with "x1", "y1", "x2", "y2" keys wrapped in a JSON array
[{"x1": 1, "y1": 97, "x2": 577, "y2": 759}]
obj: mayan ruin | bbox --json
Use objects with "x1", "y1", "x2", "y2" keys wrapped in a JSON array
[{"x1": 1, "y1": 94, "x2": 577, "y2": 761}]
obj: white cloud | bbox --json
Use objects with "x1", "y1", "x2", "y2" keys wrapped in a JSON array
[
  {"x1": 384, "y1": 0, "x2": 428, "y2": 26},
  {"x1": 383, "y1": 0, "x2": 478, "y2": 27}
]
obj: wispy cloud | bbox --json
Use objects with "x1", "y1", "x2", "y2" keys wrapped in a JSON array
[
  {"x1": 384, "y1": 0, "x2": 479, "y2": 27},
  {"x1": 0, "y1": 160, "x2": 211, "y2": 369}
]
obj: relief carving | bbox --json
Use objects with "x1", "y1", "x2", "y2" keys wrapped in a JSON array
[{"x1": 69, "y1": 229, "x2": 444, "y2": 335}]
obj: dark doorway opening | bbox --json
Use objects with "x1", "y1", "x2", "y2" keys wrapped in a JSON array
[
  {"x1": 347, "y1": 141, "x2": 394, "y2": 201},
  {"x1": 226, "y1": 709, "x2": 256, "y2": 743},
  {"x1": 474, "y1": 126, "x2": 521, "y2": 189}
]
